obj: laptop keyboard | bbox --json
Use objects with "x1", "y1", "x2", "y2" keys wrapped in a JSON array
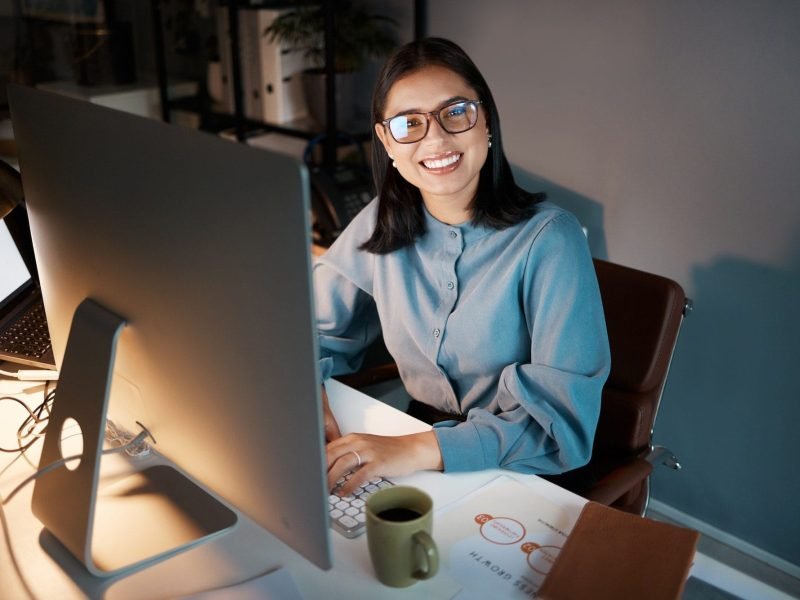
[
  {"x1": 0, "y1": 301, "x2": 52, "y2": 359},
  {"x1": 329, "y1": 472, "x2": 394, "y2": 538}
]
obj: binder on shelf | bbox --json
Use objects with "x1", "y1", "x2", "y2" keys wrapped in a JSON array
[
  {"x1": 216, "y1": 8, "x2": 309, "y2": 124},
  {"x1": 215, "y1": 6, "x2": 235, "y2": 114}
]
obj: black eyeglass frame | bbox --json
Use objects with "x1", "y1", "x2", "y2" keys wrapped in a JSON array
[{"x1": 380, "y1": 100, "x2": 484, "y2": 144}]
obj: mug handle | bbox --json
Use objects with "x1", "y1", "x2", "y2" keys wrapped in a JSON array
[{"x1": 412, "y1": 531, "x2": 439, "y2": 580}]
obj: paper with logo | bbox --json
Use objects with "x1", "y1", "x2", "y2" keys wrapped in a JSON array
[{"x1": 436, "y1": 476, "x2": 577, "y2": 599}]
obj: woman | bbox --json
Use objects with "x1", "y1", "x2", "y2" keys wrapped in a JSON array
[{"x1": 316, "y1": 38, "x2": 610, "y2": 495}]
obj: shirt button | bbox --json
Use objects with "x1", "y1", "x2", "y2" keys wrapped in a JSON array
[
  {"x1": 449, "y1": 230, "x2": 458, "y2": 239},
  {"x1": 433, "y1": 328, "x2": 441, "y2": 338},
  {"x1": 446, "y1": 281, "x2": 455, "y2": 290}
]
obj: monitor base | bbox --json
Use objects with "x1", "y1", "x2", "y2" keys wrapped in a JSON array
[{"x1": 31, "y1": 298, "x2": 237, "y2": 577}]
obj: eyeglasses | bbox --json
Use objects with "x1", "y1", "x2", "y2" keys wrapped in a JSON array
[{"x1": 381, "y1": 100, "x2": 483, "y2": 144}]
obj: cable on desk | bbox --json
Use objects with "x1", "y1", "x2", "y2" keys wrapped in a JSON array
[
  {"x1": 0, "y1": 389, "x2": 55, "y2": 454},
  {"x1": 1, "y1": 424, "x2": 154, "y2": 506},
  {"x1": 105, "y1": 418, "x2": 154, "y2": 458},
  {"x1": 2, "y1": 382, "x2": 152, "y2": 457},
  {"x1": 0, "y1": 368, "x2": 59, "y2": 381},
  {"x1": 0, "y1": 383, "x2": 153, "y2": 600},
  {"x1": 2, "y1": 381, "x2": 157, "y2": 504}
]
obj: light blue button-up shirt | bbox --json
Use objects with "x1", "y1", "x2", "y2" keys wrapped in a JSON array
[{"x1": 314, "y1": 199, "x2": 610, "y2": 474}]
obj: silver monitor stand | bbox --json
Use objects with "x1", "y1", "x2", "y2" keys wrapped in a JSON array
[{"x1": 32, "y1": 298, "x2": 237, "y2": 576}]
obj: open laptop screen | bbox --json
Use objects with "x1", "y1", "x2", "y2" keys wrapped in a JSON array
[{"x1": 0, "y1": 219, "x2": 32, "y2": 307}]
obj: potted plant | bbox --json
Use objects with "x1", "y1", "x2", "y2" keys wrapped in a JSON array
[{"x1": 264, "y1": 1, "x2": 397, "y2": 130}]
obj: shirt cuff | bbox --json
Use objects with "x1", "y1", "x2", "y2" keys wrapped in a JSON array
[
  {"x1": 433, "y1": 421, "x2": 496, "y2": 472},
  {"x1": 319, "y1": 356, "x2": 334, "y2": 381}
]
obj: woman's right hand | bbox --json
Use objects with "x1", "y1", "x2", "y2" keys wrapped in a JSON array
[
  {"x1": 321, "y1": 385, "x2": 342, "y2": 442},
  {"x1": 326, "y1": 430, "x2": 443, "y2": 495}
]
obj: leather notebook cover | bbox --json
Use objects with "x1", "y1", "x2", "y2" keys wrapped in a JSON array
[{"x1": 538, "y1": 501, "x2": 699, "y2": 600}]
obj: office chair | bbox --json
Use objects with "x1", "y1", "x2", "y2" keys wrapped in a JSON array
[
  {"x1": 337, "y1": 258, "x2": 691, "y2": 516},
  {"x1": 541, "y1": 259, "x2": 690, "y2": 515}
]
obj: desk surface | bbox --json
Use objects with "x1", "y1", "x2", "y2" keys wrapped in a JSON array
[{"x1": 0, "y1": 373, "x2": 587, "y2": 600}]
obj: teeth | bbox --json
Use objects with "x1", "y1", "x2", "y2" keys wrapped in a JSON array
[{"x1": 423, "y1": 154, "x2": 460, "y2": 169}]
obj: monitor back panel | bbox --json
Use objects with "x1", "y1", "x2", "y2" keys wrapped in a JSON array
[{"x1": 9, "y1": 85, "x2": 331, "y2": 569}]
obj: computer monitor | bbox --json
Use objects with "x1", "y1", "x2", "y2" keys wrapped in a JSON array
[{"x1": 8, "y1": 86, "x2": 332, "y2": 575}]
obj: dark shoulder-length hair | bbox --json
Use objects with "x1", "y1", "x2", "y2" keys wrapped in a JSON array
[{"x1": 360, "y1": 37, "x2": 545, "y2": 254}]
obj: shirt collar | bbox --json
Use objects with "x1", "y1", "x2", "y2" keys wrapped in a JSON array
[{"x1": 421, "y1": 204, "x2": 493, "y2": 247}]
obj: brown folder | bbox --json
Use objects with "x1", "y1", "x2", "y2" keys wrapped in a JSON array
[{"x1": 538, "y1": 501, "x2": 700, "y2": 600}]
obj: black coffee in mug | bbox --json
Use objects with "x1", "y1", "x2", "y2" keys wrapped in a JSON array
[
  {"x1": 377, "y1": 507, "x2": 422, "y2": 522},
  {"x1": 367, "y1": 486, "x2": 438, "y2": 586}
]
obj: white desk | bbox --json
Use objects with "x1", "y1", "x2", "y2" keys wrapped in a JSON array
[{"x1": 0, "y1": 374, "x2": 587, "y2": 599}]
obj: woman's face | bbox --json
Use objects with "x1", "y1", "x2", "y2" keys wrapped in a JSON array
[{"x1": 375, "y1": 65, "x2": 489, "y2": 217}]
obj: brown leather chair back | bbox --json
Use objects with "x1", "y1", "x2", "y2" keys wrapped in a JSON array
[
  {"x1": 593, "y1": 259, "x2": 687, "y2": 457},
  {"x1": 544, "y1": 259, "x2": 688, "y2": 514}
]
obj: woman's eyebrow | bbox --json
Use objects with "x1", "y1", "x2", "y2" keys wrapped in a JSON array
[
  {"x1": 438, "y1": 95, "x2": 469, "y2": 108},
  {"x1": 389, "y1": 96, "x2": 470, "y2": 117}
]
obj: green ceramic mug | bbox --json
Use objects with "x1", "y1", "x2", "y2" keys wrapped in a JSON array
[{"x1": 366, "y1": 486, "x2": 439, "y2": 587}]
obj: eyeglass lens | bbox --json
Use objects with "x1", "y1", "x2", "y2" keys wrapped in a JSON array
[{"x1": 388, "y1": 101, "x2": 479, "y2": 143}]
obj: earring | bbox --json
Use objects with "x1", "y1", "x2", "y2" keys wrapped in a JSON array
[
  {"x1": 488, "y1": 134, "x2": 493, "y2": 149},
  {"x1": 389, "y1": 155, "x2": 397, "y2": 168}
]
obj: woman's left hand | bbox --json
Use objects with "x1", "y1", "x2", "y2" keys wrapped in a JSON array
[{"x1": 326, "y1": 431, "x2": 443, "y2": 496}]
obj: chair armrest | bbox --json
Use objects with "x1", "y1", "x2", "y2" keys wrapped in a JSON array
[
  {"x1": 584, "y1": 457, "x2": 654, "y2": 506},
  {"x1": 641, "y1": 445, "x2": 681, "y2": 470}
]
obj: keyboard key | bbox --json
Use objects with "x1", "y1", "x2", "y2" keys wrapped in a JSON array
[
  {"x1": 329, "y1": 474, "x2": 394, "y2": 538},
  {"x1": 339, "y1": 515, "x2": 358, "y2": 529},
  {"x1": 0, "y1": 302, "x2": 52, "y2": 359}
]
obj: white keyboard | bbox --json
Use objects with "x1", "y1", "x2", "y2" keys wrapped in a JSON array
[{"x1": 329, "y1": 472, "x2": 395, "y2": 538}]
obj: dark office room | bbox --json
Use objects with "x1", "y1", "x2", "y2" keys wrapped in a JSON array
[{"x1": 1, "y1": 2, "x2": 798, "y2": 599}]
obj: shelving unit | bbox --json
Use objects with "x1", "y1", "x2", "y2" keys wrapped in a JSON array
[{"x1": 151, "y1": 0, "x2": 426, "y2": 168}]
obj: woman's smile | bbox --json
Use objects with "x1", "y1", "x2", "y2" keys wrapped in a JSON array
[{"x1": 420, "y1": 151, "x2": 463, "y2": 172}]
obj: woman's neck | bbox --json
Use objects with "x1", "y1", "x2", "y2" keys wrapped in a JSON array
[{"x1": 421, "y1": 190, "x2": 474, "y2": 226}]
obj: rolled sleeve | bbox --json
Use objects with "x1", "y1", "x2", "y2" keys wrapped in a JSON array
[
  {"x1": 313, "y1": 200, "x2": 384, "y2": 381},
  {"x1": 314, "y1": 260, "x2": 381, "y2": 380}
]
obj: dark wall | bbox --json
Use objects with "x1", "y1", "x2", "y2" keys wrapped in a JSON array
[{"x1": 429, "y1": 0, "x2": 800, "y2": 568}]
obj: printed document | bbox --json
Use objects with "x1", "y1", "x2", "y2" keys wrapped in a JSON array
[{"x1": 436, "y1": 475, "x2": 579, "y2": 599}]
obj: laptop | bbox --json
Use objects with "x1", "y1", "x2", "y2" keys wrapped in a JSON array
[{"x1": 0, "y1": 214, "x2": 55, "y2": 369}]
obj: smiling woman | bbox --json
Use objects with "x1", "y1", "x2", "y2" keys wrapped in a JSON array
[
  {"x1": 362, "y1": 38, "x2": 544, "y2": 255},
  {"x1": 314, "y1": 38, "x2": 611, "y2": 498},
  {"x1": 374, "y1": 67, "x2": 489, "y2": 225}
]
